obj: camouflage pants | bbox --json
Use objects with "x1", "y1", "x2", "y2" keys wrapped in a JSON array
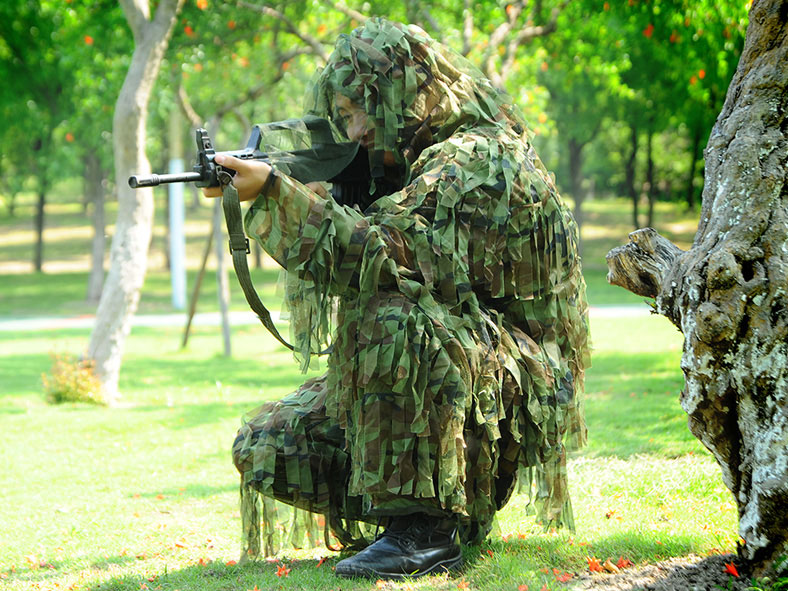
[
  {"x1": 231, "y1": 375, "x2": 449, "y2": 524},
  {"x1": 231, "y1": 373, "x2": 520, "y2": 551}
]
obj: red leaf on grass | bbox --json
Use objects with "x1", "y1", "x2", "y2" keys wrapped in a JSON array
[
  {"x1": 587, "y1": 556, "x2": 604, "y2": 572},
  {"x1": 616, "y1": 556, "x2": 633, "y2": 569},
  {"x1": 724, "y1": 562, "x2": 739, "y2": 577},
  {"x1": 276, "y1": 563, "x2": 291, "y2": 577}
]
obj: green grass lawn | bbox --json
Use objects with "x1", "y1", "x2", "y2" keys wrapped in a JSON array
[
  {"x1": 1, "y1": 193, "x2": 747, "y2": 591},
  {"x1": 0, "y1": 316, "x2": 741, "y2": 591}
]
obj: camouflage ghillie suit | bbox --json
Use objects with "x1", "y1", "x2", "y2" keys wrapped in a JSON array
[{"x1": 232, "y1": 18, "x2": 590, "y2": 558}]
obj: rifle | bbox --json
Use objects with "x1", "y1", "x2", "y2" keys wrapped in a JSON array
[
  {"x1": 129, "y1": 116, "x2": 370, "y2": 200},
  {"x1": 128, "y1": 117, "x2": 370, "y2": 352}
]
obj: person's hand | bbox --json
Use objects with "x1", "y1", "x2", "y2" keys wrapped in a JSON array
[
  {"x1": 201, "y1": 155, "x2": 273, "y2": 201},
  {"x1": 305, "y1": 182, "x2": 329, "y2": 198}
]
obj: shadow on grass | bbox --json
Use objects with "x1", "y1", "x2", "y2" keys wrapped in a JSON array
[
  {"x1": 84, "y1": 557, "x2": 346, "y2": 591},
  {"x1": 459, "y1": 530, "x2": 707, "y2": 590},
  {"x1": 8, "y1": 530, "x2": 723, "y2": 591}
]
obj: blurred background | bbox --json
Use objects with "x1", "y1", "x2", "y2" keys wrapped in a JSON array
[{"x1": 0, "y1": 0, "x2": 748, "y2": 312}]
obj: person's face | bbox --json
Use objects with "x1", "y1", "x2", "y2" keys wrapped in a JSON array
[{"x1": 335, "y1": 93, "x2": 374, "y2": 148}]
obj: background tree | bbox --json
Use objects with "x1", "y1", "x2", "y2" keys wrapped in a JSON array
[
  {"x1": 86, "y1": 0, "x2": 184, "y2": 403},
  {"x1": 606, "y1": 0, "x2": 788, "y2": 575},
  {"x1": 536, "y1": 3, "x2": 630, "y2": 233},
  {"x1": 64, "y1": 2, "x2": 132, "y2": 303},
  {"x1": 0, "y1": 0, "x2": 80, "y2": 271}
]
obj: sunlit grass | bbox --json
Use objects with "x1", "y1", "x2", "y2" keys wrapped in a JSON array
[
  {"x1": 0, "y1": 312, "x2": 738, "y2": 591},
  {"x1": 0, "y1": 194, "x2": 732, "y2": 590}
]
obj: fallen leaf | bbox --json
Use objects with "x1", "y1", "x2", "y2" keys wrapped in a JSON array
[
  {"x1": 603, "y1": 559, "x2": 620, "y2": 573},
  {"x1": 616, "y1": 556, "x2": 633, "y2": 569},
  {"x1": 724, "y1": 562, "x2": 739, "y2": 577},
  {"x1": 276, "y1": 563, "x2": 290, "y2": 577},
  {"x1": 587, "y1": 556, "x2": 604, "y2": 573},
  {"x1": 518, "y1": 585, "x2": 529, "y2": 591}
]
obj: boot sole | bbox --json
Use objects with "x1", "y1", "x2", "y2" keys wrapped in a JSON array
[{"x1": 335, "y1": 553, "x2": 463, "y2": 580}]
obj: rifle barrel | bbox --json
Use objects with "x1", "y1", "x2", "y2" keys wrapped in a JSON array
[{"x1": 128, "y1": 171, "x2": 204, "y2": 188}]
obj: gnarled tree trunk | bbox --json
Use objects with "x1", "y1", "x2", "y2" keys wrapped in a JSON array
[{"x1": 606, "y1": 0, "x2": 787, "y2": 576}]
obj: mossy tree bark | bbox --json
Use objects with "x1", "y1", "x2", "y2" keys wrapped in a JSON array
[{"x1": 606, "y1": 0, "x2": 787, "y2": 576}]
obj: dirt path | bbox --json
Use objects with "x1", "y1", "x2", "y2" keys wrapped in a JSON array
[{"x1": 572, "y1": 553, "x2": 750, "y2": 591}]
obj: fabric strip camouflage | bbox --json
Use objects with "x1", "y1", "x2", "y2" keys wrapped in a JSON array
[{"x1": 234, "y1": 18, "x2": 590, "y2": 559}]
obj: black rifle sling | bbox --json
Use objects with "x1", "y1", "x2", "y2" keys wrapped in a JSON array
[{"x1": 218, "y1": 170, "x2": 295, "y2": 352}]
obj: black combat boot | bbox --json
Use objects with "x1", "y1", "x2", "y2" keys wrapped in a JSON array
[{"x1": 334, "y1": 514, "x2": 462, "y2": 579}]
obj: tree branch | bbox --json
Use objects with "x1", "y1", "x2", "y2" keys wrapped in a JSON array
[
  {"x1": 418, "y1": 7, "x2": 442, "y2": 38},
  {"x1": 237, "y1": 1, "x2": 330, "y2": 62},
  {"x1": 324, "y1": 1, "x2": 368, "y2": 25},
  {"x1": 117, "y1": 0, "x2": 149, "y2": 39},
  {"x1": 605, "y1": 227, "x2": 684, "y2": 299},
  {"x1": 514, "y1": 0, "x2": 567, "y2": 44},
  {"x1": 176, "y1": 80, "x2": 203, "y2": 129}
]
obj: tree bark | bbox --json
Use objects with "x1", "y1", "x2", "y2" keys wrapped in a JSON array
[
  {"x1": 86, "y1": 0, "x2": 184, "y2": 403},
  {"x1": 606, "y1": 0, "x2": 788, "y2": 576}
]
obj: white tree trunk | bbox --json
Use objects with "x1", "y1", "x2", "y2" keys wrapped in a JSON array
[{"x1": 87, "y1": 0, "x2": 184, "y2": 403}]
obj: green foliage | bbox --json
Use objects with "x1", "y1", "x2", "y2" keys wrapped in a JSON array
[
  {"x1": 41, "y1": 352, "x2": 106, "y2": 405},
  {"x1": 0, "y1": 0, "x2": 751, "y2": 224}
]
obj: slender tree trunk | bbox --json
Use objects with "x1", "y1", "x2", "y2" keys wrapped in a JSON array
[
  {"x1": 6, "y1": 192, "x2": 18, "y2": 218},
  {"x1": 568, "y1": 137, "x2": 585, "y2": 231},
  {"x1": 645, "y1": 128, "x2": 656, "y2": 228},
  {"x1": 606, "y1": 0, "x2": 788, "y2": 575},
  {"x1": 33, "y1": 187, "x2": 45, "y2": 272},
  {"x1": 85, "y1": 153, "x2": 107, "y2": 303},
  {"x1": 685, "y1": 122, "x2": 702, "y2": 209},
  {"x1": 86, "y1": 0, "x2": 183, "y2": 403},
  {"x1": 625, "y1": 124, "x2": 639, "y2": 229}
]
